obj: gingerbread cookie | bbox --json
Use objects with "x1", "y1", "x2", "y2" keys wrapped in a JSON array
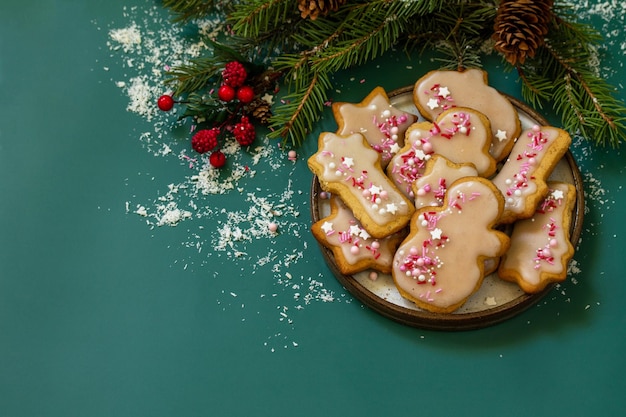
[
  {"x1": 412, "y1": 155, "x2": 479, "y2": 209},
  {"x1": 312, "y1": 196, "x2": 407, "y2": 275},
  {"x1": 391, "y1": 177, "x2": 510, "y2": 313},
  {"x1": 498, "y1": 182, "x2": 576, "y2": 293},
  {"x1": 491, "y1": 125, "x2": 572, "y2": 224},
  {"x1": 308, "y1": 132, "x2": 415, "y2": 238},
  {"x1": 333, "y1": 86, "x2": 417, "y2": 166},
  {"x1": 387, "y1": 107, "x2": 496, "y2": 198},
  {"x1": 413, "y1": 68, "x2": 521, "y2": 161}
]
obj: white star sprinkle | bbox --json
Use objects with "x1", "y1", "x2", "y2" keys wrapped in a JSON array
[
  {"x1": 551, "y1": 189, "x2": 564, "y2": 200},
  {"x1": 389, "y1": 143, "x2": 401, "y2": 154},
  {"x1": 386, "y1": 203, "x2": 398, "y2": 214},
  {"x1": 369, "y1": 185, "x2": 382, "y2": 195},
  {"x1": 438, "y1": 86, "x2": 450, "y2": 98},
  {"x1": 495, "y1": 129, "x2": 508, "y2": 142},
  {"x1": 427, "y1": 98, "x2": 439, "y2": 110},
  {"x1": 349, "y1": 225, "x2": 361, "y2": 236},
  {"x1": 430, "y1": 228, "x2": 443, "y2": 240},
  {"x1": 321, "y1": 221, "x2": 334, "y2": 234},
  {"x1": 342, "y1": 157, "x2": 354, "y2": 168},
  {"x1": 261, "y1": 93, "x2": 274, "y2": 105},
  {"x1": 358, "y1": 229, "x2": 371, "y2": 240},
  {"x1": 414, "y1": 149, "x2": 429, "y2": 160}
]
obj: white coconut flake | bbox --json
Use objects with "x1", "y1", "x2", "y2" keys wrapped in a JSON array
[{"x1": 101, "y1": 2, "x2": 345, "y2": 351}]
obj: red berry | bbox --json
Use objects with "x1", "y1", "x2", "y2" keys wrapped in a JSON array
[
  {"x1": 236, "y1": 86, "x2": 255, "y2": 104},
  {"x1": 191, "y1": 128, "x2": 220, "y2": 154},
  {"x1": 218, "y1": 84, "x2": 236, "y2": 102},
  {"x1": 209, "y1": 150, "x2": 226, "y2": 168},
  {"x1": 233, "y1": 116, "x2": 256, "y2": 146},
  {"x1": 157, "y1": 94, "x2": 175, "y2": 111},
  {"x1": 222, "y1": 61, "x2": 247, "y2": 88}
]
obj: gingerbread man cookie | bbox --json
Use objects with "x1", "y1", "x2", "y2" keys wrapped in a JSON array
[{"x1": 392, "y1": 177, "x2": 510, "y2": 313}]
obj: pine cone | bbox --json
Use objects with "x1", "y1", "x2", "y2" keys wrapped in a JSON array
[
  {"x1": 249, "y1": 70, "x2": 281, "y2": 95},
  {"x1": 493, "y1": 0, "x2": 554, "y2": 66},
  {"x1": 298, "y1": 0, "x2": 346, "y2": 20},
  {"x1": 246, "y1": 98, "x2": 272, "y2": 125}
]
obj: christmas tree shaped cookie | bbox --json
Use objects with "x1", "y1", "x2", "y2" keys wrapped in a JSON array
[
  {"x1": 498, "y1": 182, "x2": 576, "y2": 293},
  {"x1": 491, "y1": 125, "x2": 572, "y2": 223}
]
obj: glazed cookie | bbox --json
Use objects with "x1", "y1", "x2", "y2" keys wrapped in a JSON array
[
  {"x1": 387, "y1": 107, "x2": 496, "y2": 198},
  {"x1": 311, "y1": 196, "x2": 407, "y2": 275},
  {"x1": 412, "y1": 155, "x2": 478, "y2": 209},
  {"x1": 498, "y1": 182, "x2": 576, "y2": 293},
  {"x1": 491, "y1": 125, "x2": 572, "y2": 224},
  {"x1": 413, "y1": 68, "x2": 521, "y2": 161},
  {"x1": 308, "y1": 132, "x2": 415, "y2": 238},
  {"x1": 333, "y1": 86, "x2": 417, "y2": 166},
  {"x1": 391, "y1": 177, "x2": 510, "y2": 313}
]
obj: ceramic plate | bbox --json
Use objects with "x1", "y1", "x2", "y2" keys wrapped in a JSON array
[{"x1": 310, "y1": 86, "x2": 585, "y2": 330}]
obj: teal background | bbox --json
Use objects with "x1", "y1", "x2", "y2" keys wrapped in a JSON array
[{"x1": 1, "y1": 1, "x2": 624, "y2": 416}]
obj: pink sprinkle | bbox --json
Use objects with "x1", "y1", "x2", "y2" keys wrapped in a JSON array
[
  {"x1": 268, "y1": 222, "x2": 278, "y2": 233},
  {"x1": 360, "y1": 79, "x2": 365, "y2": 84}
]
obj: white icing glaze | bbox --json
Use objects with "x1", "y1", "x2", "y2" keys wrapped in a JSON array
[
  {"x1": 392, "y1": 178, "x2": 509, "y2": 312},
  {"x1": 335, "y1": 87, "x2": 416, "y2": 166},
  {"x1": 499, "y1": 182, "x2": 575, "y2": 292},
  {"x1": 413, "y1": 156, "x2": 478, "y2": 209},
  {"x1": 413, "y1": 69, "x2": 520, "y2": 161}
]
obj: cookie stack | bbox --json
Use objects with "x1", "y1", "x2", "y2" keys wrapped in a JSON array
[{"x1": 308, "y1": 69, "x2": 576, "y2": 314}]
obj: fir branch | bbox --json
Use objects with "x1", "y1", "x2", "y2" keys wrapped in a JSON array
[
  {"x1": 309, "y1": 13, "x2": 405, "y2": 73},
  {"x1": 515, "y1": 9, "x2": 626, "y2": 147},
  {"x1": 267, "y1": 69, "x2": 332, "y2": 146},
  {"x1": 404, "y1": 1, "x2": 496, "y2": 69},
  {"x1": 229, "y1": 0, "x2": 299, "y2": 38},
  {"x1": 164, "y1": 57, "x2": 223, "y2": 95},
  {"x1": 162, "y1": 0, "x2": 223, "y2": 22},
  {"x1": 518, "y1": 68, "x2": 553, "y2": 109},
  {"x1": 158, "y1": 0, "x2": 626, "y2": 150}
]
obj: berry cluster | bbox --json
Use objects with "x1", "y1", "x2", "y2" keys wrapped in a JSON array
[{"x1": 156, "y1": 61, "x2": 261, "y2": 169}]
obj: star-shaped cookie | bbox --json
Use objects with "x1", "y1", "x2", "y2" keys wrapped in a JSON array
[{"x1": 333, "y1": 86, "x2": 417, "y2": 166}]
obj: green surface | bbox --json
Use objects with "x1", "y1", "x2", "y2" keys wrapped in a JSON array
[{"x1": 1, "y1": 1, "x2": 625, "y2": 416}]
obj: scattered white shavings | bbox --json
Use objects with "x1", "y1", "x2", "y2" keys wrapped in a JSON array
[
  {"x1": 108, "y1": 23, "x2": 142, "y2": 53},
  {"x1": 484, "y1": 296, "x2": 497, "y2": 306},
  {"x1": 98, "y1": 3, "x2": 346, "y2": 350},
  {"x1": 156, "y1": 202, "x2": 192, "y2": 226},
  {"x1": 566, "y1": 0, "x2": 626, "y2": 62},
  {"x1": 124, "y1": 75, "x2": 161, "y2": 121}
]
